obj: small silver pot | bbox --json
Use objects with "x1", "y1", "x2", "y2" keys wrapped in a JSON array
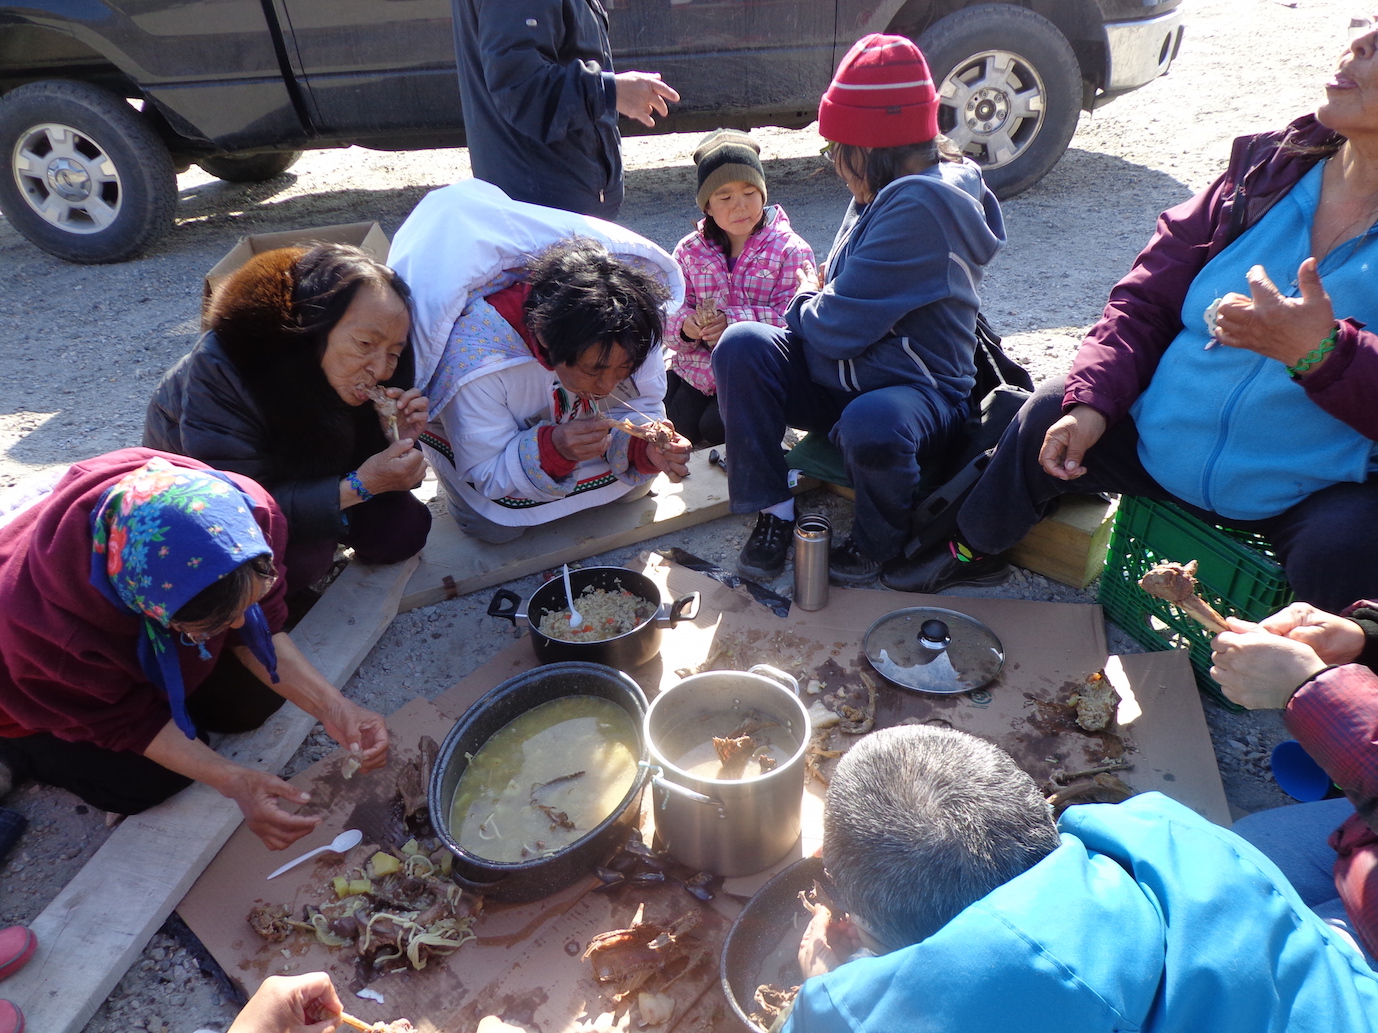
[{"x1": 644, "y1": 665, "x2": 809, "y2": 877}]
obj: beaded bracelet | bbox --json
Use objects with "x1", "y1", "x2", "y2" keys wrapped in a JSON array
[
  {"x1": 1286, "y1": 325, "x2": 1339, "y2": 379},
  {"x1": 345, "y1": 470, "x2": 374, "y2": 502}
]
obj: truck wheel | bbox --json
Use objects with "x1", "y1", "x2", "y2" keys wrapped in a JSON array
[
  {"x1": 198, "y1": 150, "x2": 302, "y2": 183},
  {"x1": 918, "y1": 5, "x2": 1082, "y2": 198},
  {"x1": 0, "y1": 80, "x2": 177, "y2": 263}
]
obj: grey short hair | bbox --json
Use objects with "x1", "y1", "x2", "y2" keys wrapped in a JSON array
[{"x1": 823, "y1": 726, "x2": 1061, "y2": 950}]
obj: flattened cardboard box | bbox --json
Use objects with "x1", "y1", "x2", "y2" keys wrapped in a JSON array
[
  {"x1": 180, "y1": 561, "x2": 1226, "y2": 1032},
  {"x1": 201, "y1": 221, "x2": 390, "y2": 330}
]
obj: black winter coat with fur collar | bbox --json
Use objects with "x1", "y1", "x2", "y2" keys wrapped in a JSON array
[{"x1": 143, "y1": 308, "x2": 414, "y2": 545}]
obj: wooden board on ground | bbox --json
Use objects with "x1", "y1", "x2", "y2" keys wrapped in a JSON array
[
  {"x1": 8, "y1": 555, "x2": 418, "y2": 1033},
  {"x1": 399, "y1": 452, "x2": 817, "y2": 612},
  {"x1": 1008, "y1": 494, "x2": 1119, "y2": 590},
  {"x1": 181, "y1": 556, "x2": 1226, "y2": 1033}
]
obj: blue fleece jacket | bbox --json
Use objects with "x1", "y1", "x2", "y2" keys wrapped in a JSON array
[
  {"x1": 786, "y1": 159, "x2": 1005, "y2": 404},
  {"x1": 1130, "y1": 160, "x2": 1378, "y2": 519},
  {"x1": 783, "y1": 794, "x2": 1378, "y2": 1033}
]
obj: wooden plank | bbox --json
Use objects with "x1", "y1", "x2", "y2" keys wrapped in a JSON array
[
  {"x1": 1008, "y1": 494, "x2": 1118, "y2": 589},
  {"x1": 399, "y1": 453, "x2": 813, "y2": 612},
  {"x1": 6, "y1": 554, "x2": 419, "y2": 1033}
]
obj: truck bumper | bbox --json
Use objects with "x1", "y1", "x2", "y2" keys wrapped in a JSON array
[{"x1": 1103, "y1": 8, "x2": 1185, "y2": 94}]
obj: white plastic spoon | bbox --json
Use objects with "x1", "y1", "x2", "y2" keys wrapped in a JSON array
[
  {"x1": 562, "y1": 563, "x2": 583, "y2": 629},
  {"x1": 266, "y1": 828, "x2": 363, "y2": 880}
]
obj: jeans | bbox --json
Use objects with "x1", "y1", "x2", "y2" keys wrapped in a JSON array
[
  {"x1": 955, "y1": 377, "x2": 1378, "y2": 612},
  {"x1": 713, "y1": 321, "x2": 966, "y2": 561}
]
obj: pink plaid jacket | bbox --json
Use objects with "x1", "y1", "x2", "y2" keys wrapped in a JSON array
[{"x1": 666, "y1": 204, "x2": 816, "y2": 395}]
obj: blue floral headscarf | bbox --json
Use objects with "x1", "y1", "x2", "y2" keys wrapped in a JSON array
[{"x1": 88, "y1": 457, "x2": 279, "y2": 739}]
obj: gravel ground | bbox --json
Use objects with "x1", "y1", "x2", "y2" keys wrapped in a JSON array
[{"x1": 0, "y1": 0, "x2": 1360, "y2": 1028}]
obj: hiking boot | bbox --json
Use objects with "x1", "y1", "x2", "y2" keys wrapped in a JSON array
[
  {"x1": 828, "y1": 535, "x2": 882, "y2": 585},
  {"x1": 737, "y1": 512, "x2": 794, "y2": 579},
  {"x1": 879, "y1": 540, "x2": 1010, "y2": 594}
]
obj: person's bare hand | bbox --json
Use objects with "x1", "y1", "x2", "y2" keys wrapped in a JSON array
[
  {"x1": 795, "y1": 265, "x2": 822, "y2": 293},
  {"x1": 1213, "y1": 259, "x2": 1337, "y2": 366},
  {"x1": 223, "y1": 769, "x2": 321, "y2": 851},
  {"x1": 697, "y1": 312, "x2": 730, "y2": 346},
  {"x1": 380, "y1": 386, "x2": 429, "y2": 442},
  {"x1": 1210, "y1": 617, "x2": 1328, "y2": 710},
  {"x1": 647, "y1": 429, "x2": 692, "y2": 481},
  {"x1": 320, "y1": 699, "x2": 389, "y2": 774},
  {"x1": 1038, "y1": 404, "x2": 1107, "y2": 480},
  {"x1": 553, "y1": 417, "x2": 612, "y2": 461},
  {"x1": 614, "y1": 72, "x2": 679, "y2": 127},
  {"x1": 357, "y1": 437, "x2": 427, "y2": 495},
  {"x1": 228, "y1": 972, "x2": 343, "y2": 1033},
  {"x1": 1258, "y1": 601, "x2": 1366, "y2": 665}
]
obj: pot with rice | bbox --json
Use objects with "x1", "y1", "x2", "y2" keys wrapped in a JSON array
[{"x1": 487, "y1": 566, "x2": 699, "y2": 670}]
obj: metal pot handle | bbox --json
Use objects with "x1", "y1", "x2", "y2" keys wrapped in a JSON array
[
  {"x1": 659, "y1": 591, "x2": 700, "y2": 626},
  {"x1": 748, "y1": 663, "x2": 800, "y2": 696},
  {"x1": 486, "y1": 588, "x2": 524, "y2": 625},
  {"x1": 643, "y1": 763, "x2": 719, "y2": 808},
  {"x1": 448, "y1": 867, "x2": 510, "y2": 893}
]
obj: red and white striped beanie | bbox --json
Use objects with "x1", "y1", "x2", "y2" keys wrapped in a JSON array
[{"x1": 818, "y1": 34, "x2": 939, "y2": 148}]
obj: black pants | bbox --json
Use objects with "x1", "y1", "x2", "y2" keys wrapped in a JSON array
[
  {"x1": 284, "y1": 489, "x2": 432, "y2": 596},
  {"x1": 665, "y1": 371, "x2": 724, "y2": 447},
  {"x1": 956, "y1": 377, "x2": 1378, "y2": 613},
  {"x1": 0, "y1": 651, "x2": 286, "y2": 814}
]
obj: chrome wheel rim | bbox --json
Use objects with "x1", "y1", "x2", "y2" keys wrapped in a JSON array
[
  {"x1": 11, "y1": 122, "x2": 122, "y2": 233},
  {"x1": 936, "y1": 49, "x2": 1047, "y2": 170}
]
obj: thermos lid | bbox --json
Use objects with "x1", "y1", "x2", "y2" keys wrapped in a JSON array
[{"x1": 862, "y1": 606, "x2": 1004, "y2": 694}]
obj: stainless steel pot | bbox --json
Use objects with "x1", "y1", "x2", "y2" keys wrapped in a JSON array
[
  {"x1": 487, "y1": 566, "x2": 699, "y2": 671},
  {"x1": 644, "y1": 665, "x2": 809, "y2": 877}
]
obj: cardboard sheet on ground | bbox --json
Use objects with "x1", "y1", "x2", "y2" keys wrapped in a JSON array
[{"x1": 181, "y1": 557, "x2": 1225, "y2": 1032}]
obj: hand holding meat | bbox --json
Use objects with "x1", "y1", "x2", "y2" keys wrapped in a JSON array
[
  {"x1": 1038, "y1": 404, "x2": 1107, "y2": 480},
  {"x1": 365, "y1": 385, "x2": 429, "y2": 443},
  {"x1": 1138, "y1": 559, "x2": 1230, "y2": 632},
  {"x1": 355, "y1": 438, "x2": 427, "y2": 496},
  {"x1": 319, "y1": 697, "x2": 389, "y2": 773},
  {"x1": 1210, "y1": 617, "x2": 1329, "y2": 709},
  {"x1": 228, "y1": 972, "x2": 344, "y2": 1033},
  {"x1": 1258, "y1": 601, "x2": 1366, "y2": 664},
  {"x1": 797, "y1": 895, "x2": 860, "y2": 979},
  {"x1": 1212, "y1": 260, "x2": 1337, "y2": 365},
  {"x1": 644, "y1": 427, "x2": 692, "y2": 482},
  {"x1": 553, "y1": 416, "x2": 614, "y2": 461}
]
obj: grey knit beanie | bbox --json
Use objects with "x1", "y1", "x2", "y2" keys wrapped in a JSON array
[{"x1": 692, "y1": 129, "x2": 767, "y2": 210}]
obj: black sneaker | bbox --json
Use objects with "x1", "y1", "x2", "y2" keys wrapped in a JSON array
[
  {"x1": 737, "y1": 512, "x2": 794, "y2": 578},
  {"x1": 879, "y1": 540, "x2": 1010, "y2": 593},
  {"x1": 828, "y1": 534, "x2": 881, "y2": 585}
]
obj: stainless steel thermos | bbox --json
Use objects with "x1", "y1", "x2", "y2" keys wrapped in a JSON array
[{"x1": 793, "y1": 513, "x2": 831, "y2": 611}]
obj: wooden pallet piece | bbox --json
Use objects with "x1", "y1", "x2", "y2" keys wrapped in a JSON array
[
  {"x1": 399, "y1": 452, "x2": 811, "y2": 612},
  {"x1": 6, "y1": 554, "x2": 419, "y2": 1033}
]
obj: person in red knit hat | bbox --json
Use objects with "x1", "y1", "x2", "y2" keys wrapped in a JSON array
[{"x1": 712, "y1": 34, "x2": 1006, "y2": 583}]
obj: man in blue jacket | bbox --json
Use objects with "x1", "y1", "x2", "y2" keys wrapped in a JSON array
[
  {"x1": 784, "y1": 726, "x2": 1378, "y2": 1033},
  {"x1": 452, "y1": 0, "x2": 678, "y2": 220}
]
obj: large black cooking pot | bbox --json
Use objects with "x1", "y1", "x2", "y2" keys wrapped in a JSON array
[
  {"x1": 428, "y1": 661, "x2": 651, "y2": 903},
  {"x1": 487, "y1": 565, "x2": 698, "y2": 670}
]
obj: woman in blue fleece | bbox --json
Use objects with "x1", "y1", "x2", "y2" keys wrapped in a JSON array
[{"x1": 712, "y1": 34, "x2": 1005, "y2": 583}]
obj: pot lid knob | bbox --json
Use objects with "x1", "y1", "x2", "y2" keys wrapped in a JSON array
[{"x1": 919, "y1": 619, "x2": 950, "y2": 650}]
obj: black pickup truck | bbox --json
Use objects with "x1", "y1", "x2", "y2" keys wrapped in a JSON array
[{"x1": 0, "y1": 0, "x2": 1182, "y2": 263}]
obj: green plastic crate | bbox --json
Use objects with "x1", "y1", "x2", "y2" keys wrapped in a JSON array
[{"x1": 1098, "y1": 497, "x2": 1293, "y2": 710}]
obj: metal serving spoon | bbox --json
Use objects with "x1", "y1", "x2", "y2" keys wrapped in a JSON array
[
  {"x1": 266, "y1": 828, "x2": 363, "y2": 880},
  {"x1": 562, "y1": 563, "x2": 583, "y2": 629}
]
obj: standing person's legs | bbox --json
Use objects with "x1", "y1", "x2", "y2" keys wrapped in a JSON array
[
  {"x1": 713, "y1": 322, "x2": 845, "y2": 577},
  {"x1": 829, "y1": 385, "x2": 966, "y2": 581},
  {"x1": 881, "y1": 377, "x2": 1174, "y2": 593},
  {"x1": 1251, "y1": 478, "x2": 1378, "y2": 613}
]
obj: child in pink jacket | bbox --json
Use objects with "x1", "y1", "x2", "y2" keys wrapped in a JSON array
[{"x1": 666, "y1": 130, "x2": 816, "y2": 445}]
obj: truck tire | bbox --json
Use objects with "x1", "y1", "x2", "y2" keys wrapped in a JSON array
[
  {"x1": 0, "y1": 80, "x2": 177, "y2": 263},
  {"x1": 198, "y1": 150, "x2": 302, "y2": 183},
  {"x1": 918, "y1": 5, "x2": 1082, "y2": 198}
]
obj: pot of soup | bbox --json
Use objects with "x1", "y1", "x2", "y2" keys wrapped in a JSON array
[
  {"x1": 644, "y1": 665, "x2": 810, "y2": 877},
  {"x1": 428, "y1": 661, "x2": 651, "y2": 903},
  {"x1": 487, "y1": 566, "x2": 699, "y2": 671}
]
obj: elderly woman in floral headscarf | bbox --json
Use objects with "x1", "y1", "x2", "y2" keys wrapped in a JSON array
[{"x1": 0, "y1": 448, "x2": 388, "y2": 850}]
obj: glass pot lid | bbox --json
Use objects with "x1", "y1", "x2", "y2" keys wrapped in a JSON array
[{"x1": 862, "y1": 606, "x2": 1005, "y2": 694}]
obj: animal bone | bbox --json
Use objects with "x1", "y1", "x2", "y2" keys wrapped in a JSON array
[{"x1": 1137, "y1": 559, "x2": 1230, "y2": 632}]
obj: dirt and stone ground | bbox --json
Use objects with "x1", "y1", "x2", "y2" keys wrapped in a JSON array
[{"x1": 0, "y1": 0, "x2": 1362, "y2": 1028}]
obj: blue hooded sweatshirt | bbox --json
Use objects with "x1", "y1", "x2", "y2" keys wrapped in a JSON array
[
  {"x1": 783, "y1": 794, "x2": 1378, "y2": 1033},
  {"x1": 786, "y1": 158, "x2": 1006, "y2": 405}
]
